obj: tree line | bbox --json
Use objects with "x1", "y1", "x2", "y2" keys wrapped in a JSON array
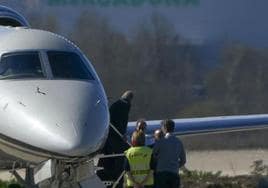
[{"x1": 27, "y1": 10, "x2": 268, "y2": 121}]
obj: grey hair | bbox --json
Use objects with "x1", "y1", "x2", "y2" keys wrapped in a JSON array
[{"x1": 121, "y1": 90, "x2": 134, "y2": 101}]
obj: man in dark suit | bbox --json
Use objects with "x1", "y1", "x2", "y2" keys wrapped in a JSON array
[
  {"x1": 97, "y1": 90, "x2": 134, "y2": 188},
  {"x1": 149, "y1": 129, "x2": 164, "y2": 148},
  {"x1": 108, "y1": 90, "x2": 133, "y2": 153},
  {"x1": 153, "y1": 119, "x2": 186, "y2": 188}
]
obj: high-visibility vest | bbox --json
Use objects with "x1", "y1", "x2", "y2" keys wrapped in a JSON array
[{"x1": 125, "y1": 146, "x2": 154, "y2": 186}]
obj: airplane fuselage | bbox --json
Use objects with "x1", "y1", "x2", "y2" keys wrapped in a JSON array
[{"x1": 0, "y1": 26, "x2": 109, "y2": 165}]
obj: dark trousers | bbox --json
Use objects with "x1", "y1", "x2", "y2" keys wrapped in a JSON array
[
  {"x1": 155, "y1": 171, "x2": 180, "y2": 188},
  {"x1": 97, "y1": 156, "x2": 125, "y2": 188},
  {"x1": 127, "y1": 186, "x2": 153, "y2": 188},
  {"x1": 97, "y1": 135, "x2": 129, "y2": 188}
]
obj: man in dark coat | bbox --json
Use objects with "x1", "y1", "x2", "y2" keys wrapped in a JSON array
[
  {"x1": 107, "y1": 90, "x2": 133, "y2": 153},
  {"x1": 97, "y1": 90, "x2": 134, "y2": 187},
  {"x1": 153, "y1": 119, "x2": 186, "y2": 188}
]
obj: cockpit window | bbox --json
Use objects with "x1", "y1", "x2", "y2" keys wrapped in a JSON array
[
  {"x1": 47, "y1": 51, "x2": 95, "y2": 80},
  {"x1": 0, "y1": 18, "x2": 23, "y2": 27},
  {"x1": 0, "y1": 52, "x2": 44, "y2": 79}
]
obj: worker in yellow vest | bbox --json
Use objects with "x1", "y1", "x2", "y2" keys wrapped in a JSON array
[{"x1": 124, "y1": 130, "x2": 154, "y2": 188}]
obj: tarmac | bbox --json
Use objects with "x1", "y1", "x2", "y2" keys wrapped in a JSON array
[
  {"x1": 1, "y1": 149, "x2": 267, "y2": 181},
  {"x1": 186, "y1": 149, "x2": 268, "y2": 176}
]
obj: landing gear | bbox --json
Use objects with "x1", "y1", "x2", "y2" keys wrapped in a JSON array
[
  {"x1": 10, "y1": 159, "x2": 105, "y2": 188},
  {"x1": 10, "y1": 167, "x2": 38, "y2": 188}
]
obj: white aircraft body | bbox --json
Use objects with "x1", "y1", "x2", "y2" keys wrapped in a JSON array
[
  {"x1": 0, "y1": 5, "x2": 109, "y2": 188},
  {"x1": 0, "y1": 5, "x2": 268, "y2": 188}
]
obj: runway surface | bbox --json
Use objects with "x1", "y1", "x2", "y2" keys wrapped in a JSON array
[
  {"x1": 0, "y1": 149, "x2": 268, "y2": 181},
  {"x1": 186, "y1": 149, "x2": 268, "y2": 176}
]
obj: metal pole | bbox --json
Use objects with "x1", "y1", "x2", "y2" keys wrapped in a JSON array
[
  {"x1": 109, "y1": 123, "x2": 132, "y2": 146},
  {"x1": 112, "y1": 171, "x2": 125, "y2": 188}
]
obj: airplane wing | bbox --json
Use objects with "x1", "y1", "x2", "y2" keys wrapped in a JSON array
[{"x1": 127, "y1": 114, "x2": 268, "y2": 136}]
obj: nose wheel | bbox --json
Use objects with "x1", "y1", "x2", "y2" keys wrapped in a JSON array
[
  {"x1": 10, "y1": 167, "x2": 38, "y2": 188},
  {"x1": 10, "y1": 160, "x2": 105, "y2": 188}
]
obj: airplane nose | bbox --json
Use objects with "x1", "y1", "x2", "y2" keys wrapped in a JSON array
[
  {"x1": 63, "y1": 91, "x2": 110, "y2": 156},
  {"x1": 0, "y1": 80, "x2": 109, "y2": 157},
  {"x1": 53, "y1": 82, "x2": 109, "y2": 156}
]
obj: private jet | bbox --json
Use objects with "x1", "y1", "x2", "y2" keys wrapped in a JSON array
[{"x1": 0, "y1": 5, "x2": 268, "y2": 188}]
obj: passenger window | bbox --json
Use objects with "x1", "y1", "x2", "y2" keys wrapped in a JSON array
[
  {"x1": 47, "y1": 51, "x2": 95, "y2": 80},
  {"x1": 0, "y1": 52, "x2": 44, "y2": 79}
]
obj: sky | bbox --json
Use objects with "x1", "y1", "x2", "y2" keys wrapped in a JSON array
[{"x1": 0, "y1": 0, "x2": 268, "y2": 48}]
